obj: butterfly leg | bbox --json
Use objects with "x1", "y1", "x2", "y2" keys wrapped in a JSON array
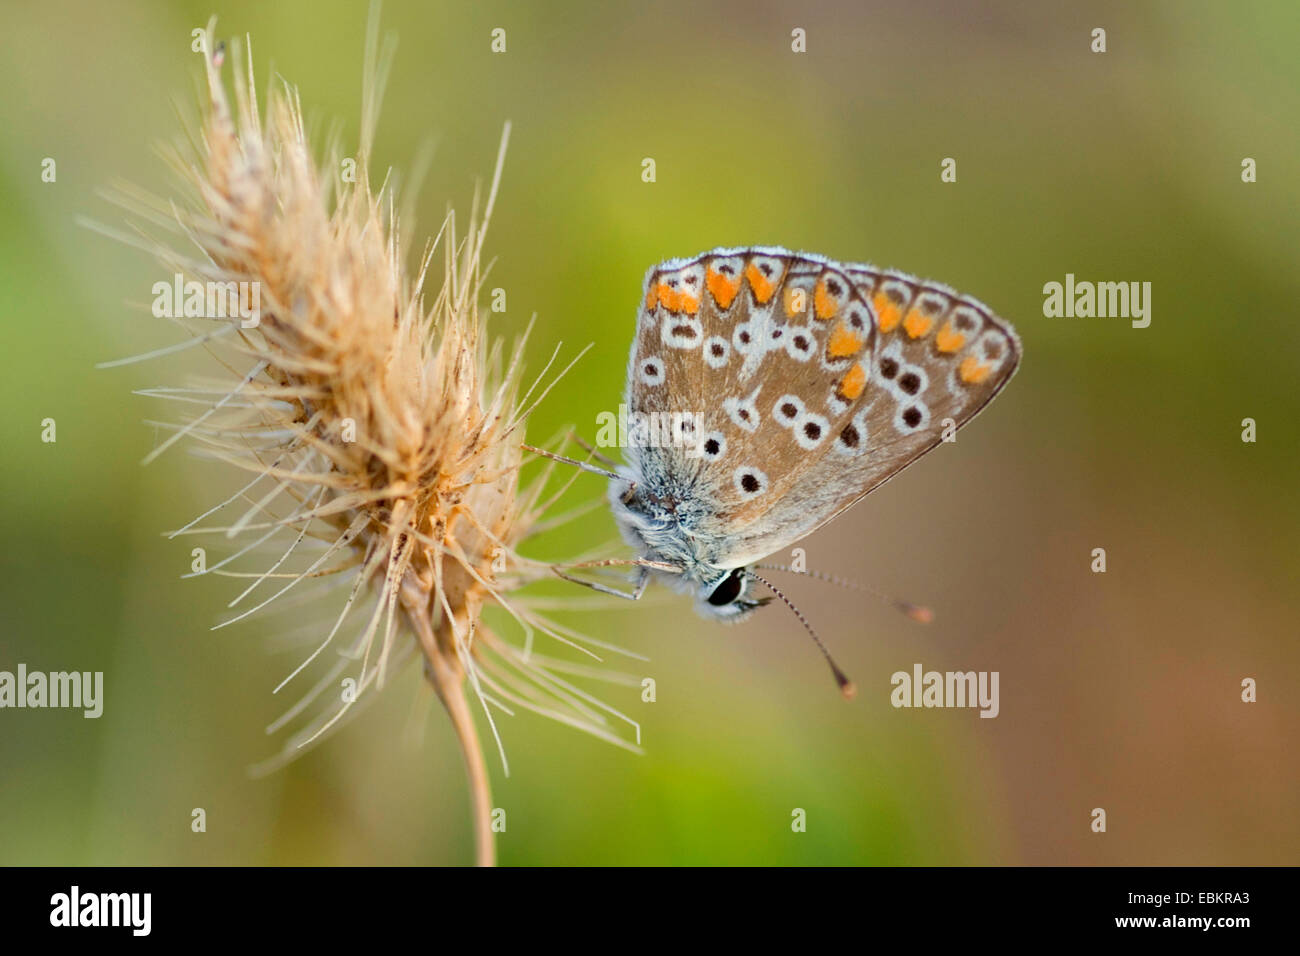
[
  {"x1": 551, "y1": 556, "x2": 670, "y2": 600},
  {"x1": 551, "y1": 564, "x2": 651, "y2": 601}
]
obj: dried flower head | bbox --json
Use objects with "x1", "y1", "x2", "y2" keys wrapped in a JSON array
[{"x1": 98, "y1": 16, "x2": 643, "y2": 866}]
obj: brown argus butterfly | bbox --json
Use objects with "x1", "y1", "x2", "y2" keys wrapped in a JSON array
[{"x1": 555, "y1": 247, "x2": 1021, "y2": 692}]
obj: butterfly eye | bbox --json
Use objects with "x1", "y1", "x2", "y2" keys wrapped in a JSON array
[{"x1": 707, "y1": 568, "x2": 746, "y2": 606}]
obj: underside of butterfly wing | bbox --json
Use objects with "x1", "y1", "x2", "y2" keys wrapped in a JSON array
[{"x1": 621, "y1": 247, "x2": 1020, "y2": 569}]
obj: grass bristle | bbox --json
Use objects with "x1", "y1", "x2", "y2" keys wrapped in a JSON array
[{"x1": 102, "y1": 15, "x2": 639, "y2": 866}]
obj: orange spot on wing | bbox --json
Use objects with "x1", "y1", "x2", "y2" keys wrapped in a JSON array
[
  {"x1": 874, "y1": 293, "x2": 901, "y2": 333},
  {"x1": 935, "y1": 321, "x2": 966, "y2": 353},
  {"x1": 827, "y1": 322, "x2": 864, "y2": 359},
  {"x1": 656, "y1": 282, "x2": 700, "y2": 315},
  {"x1": 959, "y1": 356, "x2": 992, "y2": 384},
  {"x1": 707, "y1": 268, "x2": 741, "y2": 309},
  {"x1": 814, "y1": 280, "x2": 839, "y2": 320},
  {"x1": 745, "y1": 261, "x2": 779, "y2": 304},
  {"x1": 837, "y1": 362, "x2": 867, "y2": 401},
  {"x1": 783, "y1": 284, "x2": 808, "y2": 316},
  {"x1": 903, "y1": 310, "x2": 933, "y2": 339}
]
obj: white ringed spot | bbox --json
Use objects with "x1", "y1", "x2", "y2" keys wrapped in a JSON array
[
  {"x1": 784, "y1": 327, "x2": 816, "y2": 362},
  {"x1": 638, "y1": 356, "x2": 665, "y2": 386},
  {"x1": 699, "y1": 431, "x2": 726, "y2": 460},
  {"x1": 703, "y1": 335, "x2": 730, "y2": 368},
  {"x1": 723, "y1": 390, "x2": 761, "y2": 433},
  {"x1": 773, "y1": 394, "x2": 805, "y2": 427},
  {"x1": 662, "y1": 315, "x2": 703, "y2": 349},
  {"x1": 794, "y1": 411, "x2": 830, "y2": 449},
  {"x1": 733, "y1": 466, "x2": 768, "y2": 499}
]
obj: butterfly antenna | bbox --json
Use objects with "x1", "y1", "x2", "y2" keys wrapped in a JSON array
[
  {"x1": 746, "y1": 571, "x2": 855, "y2": 700},
  {"x1": 754, "y1": 563, "x2": 933, "y2": 624},
  {"x1": 521, "y1": 443, "x2": 625, "y2": 483}
]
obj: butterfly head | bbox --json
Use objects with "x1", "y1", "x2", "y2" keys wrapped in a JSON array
[
  {"x1": 609, "y1": 464, "x2": 859, "y2": 695},
  {"x1": 610, "y1": 474, "x2": 770, "y2": 620}
]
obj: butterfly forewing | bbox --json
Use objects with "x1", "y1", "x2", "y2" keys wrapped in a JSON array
[{"x1": 624, "y1": 247, "x2": 1020, "y2": 568}]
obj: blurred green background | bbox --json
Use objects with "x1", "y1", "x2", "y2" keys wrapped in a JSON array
[{"x1": 1, "y1": 0, "x2": 1296, "y2": 865}]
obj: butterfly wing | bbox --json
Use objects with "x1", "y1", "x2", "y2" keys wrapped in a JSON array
[{"x1": 623, "y1": 247, "x2": 1020, "y2": 569}]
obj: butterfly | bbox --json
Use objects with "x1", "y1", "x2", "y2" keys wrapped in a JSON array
[{"x1": 556, "y1": 247, "x2": 1020, "y2": 692}]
